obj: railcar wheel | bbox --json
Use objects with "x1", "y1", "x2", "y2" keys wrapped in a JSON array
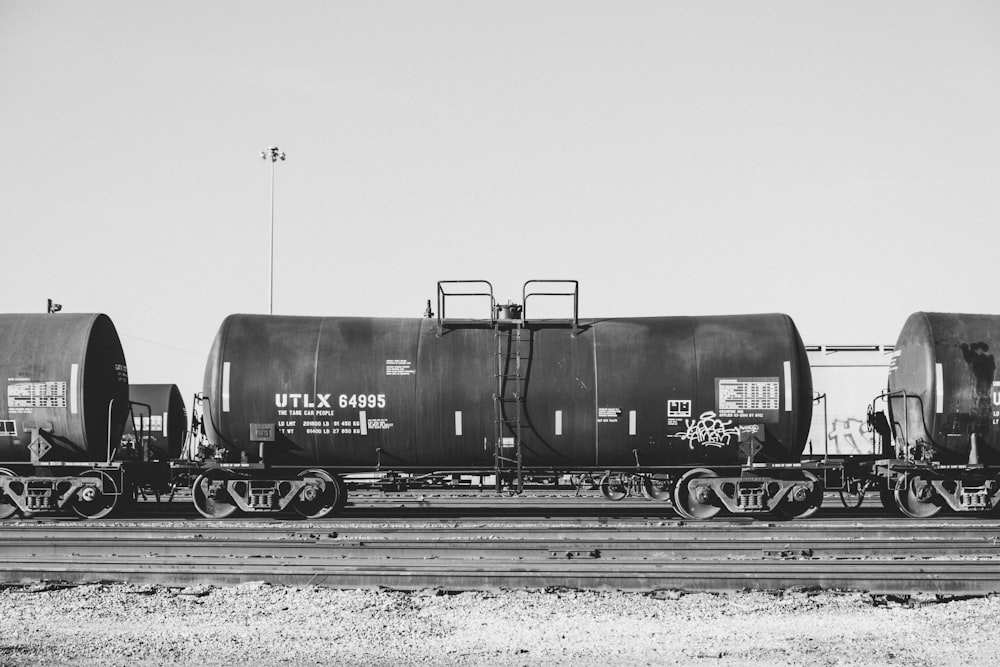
[
  {"x1": 894, "y1": 475, "x2": 943, "y2": 518},
  {"x1": 116, "y1": 484, "x2": 138, "y2": 517},
  {"x1": 641, "y1": 475, "x2": 672, "y2": 502},
  {"x1": 672, "y1": 468, "x2": 721, "y2": 520},
  {"x1": 0, "y1": 468, "x2": 18, "y2": 520},
  {"x1": 334, "y1": 475, "x2": 348, "y2": 510},
  {"x1": 599, "y1": 473, "x2": 628, "y2": 501},
  {"x1": 192, "y1": 470, "x2": 239, "y2": 519},
  {"x1": 879, "y1": 484, "x2": 901, "y2": 515},
  {"x1": 71, "y1": 470, "x2": 121, "y2": 519},
  {"x1": 291, "y1": 469, "x2": 341, "y2": 519},
  {"x1": 773, "y1": 471, "x2": 823, "y2": 519}
]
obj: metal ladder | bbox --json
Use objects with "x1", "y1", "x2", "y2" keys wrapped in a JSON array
[
  {"x1": 434, "y1": 279, "x2": 579, "y2": 495},
  {"x1": 493, "y1": 304, "x2": 528, "y2": 494}
]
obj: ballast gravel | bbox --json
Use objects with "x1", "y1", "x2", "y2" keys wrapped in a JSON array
[{"x1": 1, "y1": 583, "x2": 998, "y2": 666}]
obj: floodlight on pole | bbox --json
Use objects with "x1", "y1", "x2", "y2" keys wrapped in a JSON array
[{"x1": 260, "y1": 146, "x2": 286, "y2": 315}]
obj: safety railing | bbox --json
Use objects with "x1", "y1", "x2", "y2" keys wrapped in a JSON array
[
  {"x1": 436, "y1": 280, "x2": 496, "y2": 335},
  {"x1": 522, "y1": 279, "x2": 579, "y2": 335}
]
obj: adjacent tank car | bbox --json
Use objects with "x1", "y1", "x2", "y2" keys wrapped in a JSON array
[
  {"x1": 873, "y1": 312, "x2": 1000, "y2": 517},
  {"x1": 124, "y1": 384, "x2": 187, "y2": 461},
  {"x1": 194, "y1": 281, "x2": 821, "y2": 519},
  {"x1": 0, "y1": 313, "x2": 137, "y2": 518}
]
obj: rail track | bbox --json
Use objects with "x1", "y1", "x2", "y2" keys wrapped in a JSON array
[{"x1": 3, "y1": 493, "x2": 1000, "y2": 594}]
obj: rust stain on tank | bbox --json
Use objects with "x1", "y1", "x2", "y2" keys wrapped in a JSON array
[{"x1": 960, "y1": 342, "x2": 995, "y2": 427}]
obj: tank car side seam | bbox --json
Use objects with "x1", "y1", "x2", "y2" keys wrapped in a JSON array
[
  {"x1": 782, "y1": 314, "x2": 795, "y2": 416},
  {"x1": 78, "y1": 314, "x2": 97, "y2": 452},
  {"x1": 783, "y1": 313, "x2": 812, "y2": 450},
  {"x1": 313, "y1": 318, "x2": 325, "y2": 466},
  {"x1": 414, "y1": 318, "x2": 424, "y2": 469},
  {"x1": 205, "y1": 315, "x2": 237, "y2": 451},
  {"x1": 592, "y1": 322, "x2": 599, "y2": 466},
  {"x1": 689, "y1": 314, "x2": 699, "y2": 423},
  {"x1": 917, "y1": 311, "x2": 939, "y2": 419}
]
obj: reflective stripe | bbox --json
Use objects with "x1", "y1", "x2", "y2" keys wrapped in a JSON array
[
  {"x1": 162, "y1": 412, "x2": 169, "y2": 437},
  {"x1": 936, "y1": 363, "x2": 944, "y2": 414},
  {"x1": 629, "y1": 410, "x2": 637, "y2": 435},
  {"x1": 70, "y1": 364, "x2": 79, "y2": 414},
  {"x1": 783, "y1": 361, "x2": 792, "y2": 412},
  {"x1": 555, "y1": 410, "x2": 562, "y2": 436},
  {"x1": 455, "y1": 411, "x2": 463, "y2": 436},
  {"x1": 222, "y1": 362, "x2": 230, "y2": 413},
  {"x1": 360, "y1": 410, "x2": 368, "y2": 435}
]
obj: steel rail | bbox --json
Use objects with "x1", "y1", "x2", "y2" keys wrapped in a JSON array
[
  {"x1": 0, "y1": 536, "x2": 998, "y2": 559},
  {"x1": 3, "y1": 521, "x2": 1000, "y2": 541},
  {"x1": 1, "y1": 556, "x2": 1000, "y2": 594},
  {"x1": 4, "y1": 517, "x2": 1000, "y2": 593}
]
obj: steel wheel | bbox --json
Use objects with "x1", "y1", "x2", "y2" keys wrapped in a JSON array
[
  {"x1": 879, "y1": 483, "x2": 901, "y2": 515},
  {"x1": 116, "y1": 483, "x2": 138, "y2": 517},
  {"x1": 291, "y1": 469, "x2": 341, "y2": 519},
  {"x1": 672, "y1": 468, "x2": 721, "y2": 520},
  {"x1": 0, "y1": 468, "x2": 18, "y2": 520},
  {"x1": 894, "y1": 475, "x2": 942, "y2": 518},
  {"x1": 334, "y1": 474, "x2": 349, "y2": 510},
  {"x1": 641, "y1": 475, "x2": 672, "y2": 502},
  {"x1": 192, "y1": 470, "x2": 239, "y2": 519},
  {"x1": 599, "y1": 473, "x2": 628, "y2": 501},
  {"x1": 71, "y1": 470, "x2": 121, "y2": 519},
  {"x1": 773, "y1": 471, "x2": 823, "y2": 519}
]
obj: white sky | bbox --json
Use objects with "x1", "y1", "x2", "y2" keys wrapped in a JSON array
[{"x1": 2, "y1": 1, "x2": 999, "y2": 406}]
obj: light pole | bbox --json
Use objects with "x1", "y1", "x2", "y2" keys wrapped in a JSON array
[{"x1": 260, "y1": 146, "x2": 286, "y2": 315}]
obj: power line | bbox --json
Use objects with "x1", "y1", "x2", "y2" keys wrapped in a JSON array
[{"x1": 120, "y1": 333, "x2": 206, "y2": 358}]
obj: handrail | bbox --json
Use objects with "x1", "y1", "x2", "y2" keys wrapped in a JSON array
[
  {"x1": 874, "y1": 389, "x2": 939, "y2": 461},
  {"x1": 522, "y1": 279, "x2": 579, "y2": 334},
  {"x1": 106, "y1": 398, "x2": 121, "y2": 465},
  {"x1": 129, "y1": 400, "x2": 152, "y2": 460},
  {"x1": 811, "y1": 392, "x2": 827, "y2": 458},
  {"x1": 436, "y1": 280, "x2": 496, "y2": 334}
]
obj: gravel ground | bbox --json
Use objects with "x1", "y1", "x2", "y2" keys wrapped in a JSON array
[{"x1": 1, "y1": 584, "x2": 999, "y2": 666}]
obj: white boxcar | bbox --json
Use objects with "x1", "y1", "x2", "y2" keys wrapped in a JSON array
[{"x1": 806, "y1": 345, "x2": 894, "y2": 456}]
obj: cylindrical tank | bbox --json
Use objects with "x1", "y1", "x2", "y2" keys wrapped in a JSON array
[
  {"x1": 125, "y1": 384, "x2": 187, "y2": 460},
  {"x1": 0, "y1": 314, "x2": 129, "y2": 461},
  {"x1": 203, "y1": 313, "x2": 812, "y2": 469},
  {"x1": 888, "y1": 312, "x2": 1000, "y2": 464}
]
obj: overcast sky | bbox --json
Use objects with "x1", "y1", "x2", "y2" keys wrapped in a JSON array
[{"x1": 2, "y1": 1, "x2": 998, "y2": 406}]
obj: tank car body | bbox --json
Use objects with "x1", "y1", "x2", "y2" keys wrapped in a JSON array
[
  {"x1": 878, "y1": 312, "x2": 1000, "y2": 516},
  {"x1": 0, "y1": 314, "x2": 140, "y2": 518},
  {"x1": 125, "y1": 384, "x2": 187, "y2": 461},
  {"x1": 194, "y1": 282, "x2": 820, "y2": 520},
  {"x1": 204, "y1": 314, "x2": 812, "y2": 468},
  {"x1": 0, "y1": 314, "x2": 129, "y2": 460},
  {"x1": 889, "y1": 312, "x2": 1000, "y2": 464}
]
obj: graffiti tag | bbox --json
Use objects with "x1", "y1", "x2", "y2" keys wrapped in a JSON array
[
  {"x1": 827, "y1": 418, "x2": 874, "y2": 454},
  {"x1": 673, "y1": 411, "x2": 741, "y2": 449}
]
